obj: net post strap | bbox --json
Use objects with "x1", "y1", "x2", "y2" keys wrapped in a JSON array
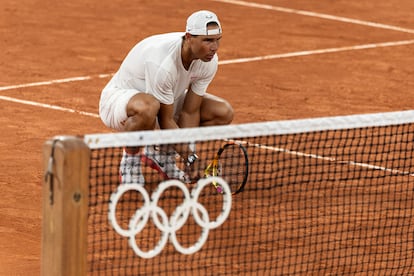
[{"x1": 41, "y1": 136, "x2": 90, "y2": 276}]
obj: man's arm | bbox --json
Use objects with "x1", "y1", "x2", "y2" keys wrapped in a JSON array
[
  {"x1": 177, "y1": 88, "x2": 203, "y2": 129},
  {"x1": 157, "y1": 88, "x2": 202, "y2": 178},
  {"x1": 157, "y1": 101, "x2": 196, "y2": 163},
  {"x1": 157, "y1": 103, "x2": 179, "y2": 130}
]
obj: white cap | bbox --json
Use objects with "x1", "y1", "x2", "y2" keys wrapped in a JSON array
[{"x1": 186, "y1": 10, "x2": 222, "y2": 36}]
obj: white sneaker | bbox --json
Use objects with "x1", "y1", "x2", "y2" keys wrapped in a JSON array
[
  {"x1": 141, "y1": 146, "x2": 188, "y2": 182},
  {"x1": 119, "y1": 150, "x2": 145, "y2": 185}
]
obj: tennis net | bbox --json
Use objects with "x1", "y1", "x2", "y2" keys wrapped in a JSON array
[{"x1": 42, "y1": 110, "x2": 414, "y2": 275}]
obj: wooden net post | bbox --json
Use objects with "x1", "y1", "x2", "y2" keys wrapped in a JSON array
[{"x1": 41, "y1": 136, "x2": 90, "y2": 276}]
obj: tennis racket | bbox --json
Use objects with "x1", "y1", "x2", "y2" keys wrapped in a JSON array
[{"x1": 204, "y1": 141, "x2": 249, "y2": 195}]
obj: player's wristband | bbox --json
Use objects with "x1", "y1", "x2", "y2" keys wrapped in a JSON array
[{"x1": 186, "y1": 153, "x2": 199, "y2": 167}]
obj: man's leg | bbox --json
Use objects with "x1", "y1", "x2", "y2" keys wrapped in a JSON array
[
  {"x1": 120, "y1": 94, "x2": 160, "y2": 185},
  {"x1": 124, "y1": 93, "x2": 160, "y2": 131},
  {"x1": 200, "y1": 93, "x2": 233, "y2": 126}
]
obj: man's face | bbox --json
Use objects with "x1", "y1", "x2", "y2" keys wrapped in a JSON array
[{"x1": 189, "y1": 27, "x2": 222, "y2": 62}]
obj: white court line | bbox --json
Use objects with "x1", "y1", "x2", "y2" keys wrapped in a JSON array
[
  {"x1": 210, "y1": 0, "x2": 414, "y2": 34},
  {"x1": 231, "y1": 139, "x2": 414, "y2": 177},
  {"x1": 1, "y1": 39, "x2": 413, "y2": 93},
  {"x1": 219, "y1": 39, "x2": 414, "y2": 65},
  {"x1": 0, "y1": 95, "x2": 100, "y2": 118},
  {"x1": 0, "y1": 73, "x2": 113, "y2": 92}
]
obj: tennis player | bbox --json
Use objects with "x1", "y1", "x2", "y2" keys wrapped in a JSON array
[{"x1": 99, "y1": 10, "x2": 233, "y2": 184}]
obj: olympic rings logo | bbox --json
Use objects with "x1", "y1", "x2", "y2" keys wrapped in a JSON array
[{"x1": 108, "y1": 177, "x2": 232, "y2": 258}]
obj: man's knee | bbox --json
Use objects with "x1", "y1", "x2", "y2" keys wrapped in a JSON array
[
  {"x1": 201, "y1": 97, "x2": 233, "y2": 126},
  {"x1": 126, "y1": 94, "x2": 160, "y2": 130},
  {"x1": 128, "y1": 94, "x2": 159, "y2": 117},
  {"x1": 218, "y1": 100, "x2": 233, "y2": 125}
]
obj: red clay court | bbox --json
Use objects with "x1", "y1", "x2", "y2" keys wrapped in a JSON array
[{"x1": 1, "y1": 0, "x2": 414, "y2": 274}]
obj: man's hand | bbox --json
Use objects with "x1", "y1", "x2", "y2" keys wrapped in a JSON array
[{"x1": 184, "y1": 153, "x2": 206, "y2": 183}]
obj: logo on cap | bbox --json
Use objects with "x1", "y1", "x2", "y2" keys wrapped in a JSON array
[{"x1": 186, "y1": 10, "x2": 222, "y2": 36}]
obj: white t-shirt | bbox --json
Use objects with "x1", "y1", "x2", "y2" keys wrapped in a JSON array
[{"x1": 105, "y1": 32, "x2": 218, "y2": 105}]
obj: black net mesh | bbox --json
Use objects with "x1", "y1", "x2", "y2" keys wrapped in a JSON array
[{"x1": 86, "y1": 122, "x2": 414, "y2": 275}]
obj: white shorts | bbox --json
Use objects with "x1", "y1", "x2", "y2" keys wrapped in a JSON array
[
  {"x1": 99, "y1": 86, "x2": 141, "y2": 131},
  {"x1": 99, "y1": 87, "x2": 187, "y2": 131}
]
